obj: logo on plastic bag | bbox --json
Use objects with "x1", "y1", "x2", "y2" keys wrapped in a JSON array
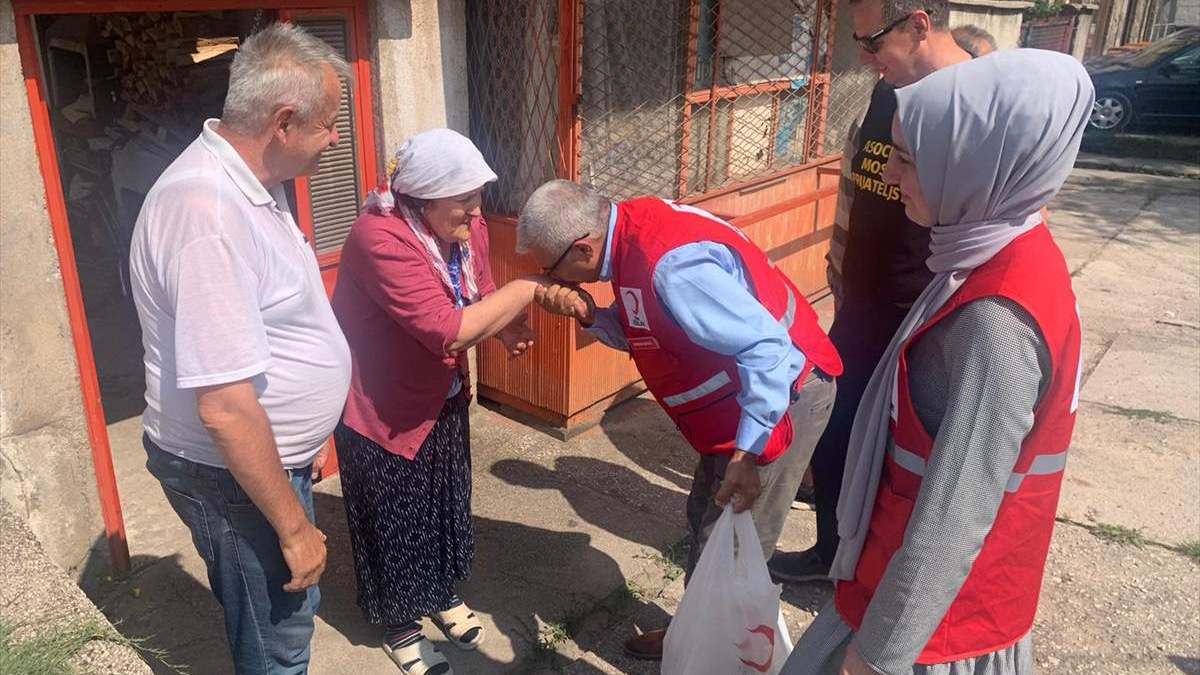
[{"x1": 735, "y1": 624, "x2": 776, "y2": 673}]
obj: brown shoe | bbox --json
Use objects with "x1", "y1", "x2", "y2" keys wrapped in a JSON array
[{"x1": 623, "y1": 628, "x2": 667, "y2": 661}]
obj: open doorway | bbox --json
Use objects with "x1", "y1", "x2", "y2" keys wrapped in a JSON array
[
  {"x1": 34, "y1": 9, "x2": 277, "y2": 425},
  {"x1": 17, "y1": 0, "x2": 377, "y2": 572}
]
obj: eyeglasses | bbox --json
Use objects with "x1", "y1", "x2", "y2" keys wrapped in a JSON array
[
  {"x1": 543, "y1": 235, "x2": 589, "y2": 276},
  {"x1": 853, "y1": 13, "x2": 913, "y2": 54}
]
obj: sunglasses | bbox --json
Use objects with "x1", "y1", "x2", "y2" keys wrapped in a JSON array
[
  {"x1": 543, "y1": 234, "x2": 589, "y2": 276},
  {"x1": 853, "y1": 13, "x2": 913, "y2": 54}
]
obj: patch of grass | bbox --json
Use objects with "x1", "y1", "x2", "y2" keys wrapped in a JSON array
[
  {"x1": 1098, "y1": 404, "x2": 1179, "y2": 424},
  {"x1": 1091, "y1": 523, "x2": 1149, "y2": 548},
  {"x1": 0, "y1": 617, "x2": 187, "y2": 675},
  {"x1": 1060, "y1": 516, "x2": 1200, "y2": 563},
  {"x1": 620, "y1": 579, "x2": 647, "y2": 603},
  {"x1": 635, "y1": 542, "x2": 688, "y2": 583},
  {"x1": 0, "y1": 618, "x2": 117, "y2": 675},
  {"x1": 534, "y1": 619, "x2": 575, "y2": 655},
  {"x1": 1174, "y1": 541, "x2": 1200, "y2": 563}
]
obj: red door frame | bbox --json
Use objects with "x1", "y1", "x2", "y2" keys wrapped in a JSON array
[{"x1": 12, "y1": 0, "x2": 378, "y2": 573}]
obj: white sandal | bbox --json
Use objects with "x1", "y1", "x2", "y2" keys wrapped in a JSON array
[
  {"x1": 383, "y1": 635, "x2": 453, "y2": 675},
  {"x1": 431, "y1": 602, "x2": 485, "y2": 651}
]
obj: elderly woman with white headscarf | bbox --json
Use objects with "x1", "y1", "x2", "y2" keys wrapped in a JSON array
[
  {"x1": 783, "y1": 50, "x2": 1093, "y2": 675},
  {"x1": 332, "y1": 129, "x2": 540, "y2": 675}
]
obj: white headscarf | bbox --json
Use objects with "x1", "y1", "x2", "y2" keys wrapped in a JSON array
[
  {"x1": 830, "y1": 49, "x2": 1094, "y2": 580},
  {"x1": 363, "y1": 129, "x2": 498, "y2": 302}
]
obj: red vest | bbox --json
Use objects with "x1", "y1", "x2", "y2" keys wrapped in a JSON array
[
  {"x1": 609, "y1": 198, "x2": 843, "y2": 464},
  {"x1": 834, "y1": 225, "x2": 1082, "y2": 662}
]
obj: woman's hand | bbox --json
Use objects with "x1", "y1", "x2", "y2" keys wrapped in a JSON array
[
  {"x1": 496, "y1": 314, "x2": 536, "y2": 358},
  {"x1": 535, "y1": 283, "x2": 596, "y2": 326}
]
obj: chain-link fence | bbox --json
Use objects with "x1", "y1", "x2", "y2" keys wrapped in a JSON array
[
  {"x1": 822, "y1": 3, "x2": 877, "y2": 157},
  {"x1": 467, "y1": 0, "x2": 875, "y2": 215}
]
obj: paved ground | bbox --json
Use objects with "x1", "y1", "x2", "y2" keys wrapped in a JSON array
[{"x1": 78, "y1": 167, "x2": 1199, "y2": 675}]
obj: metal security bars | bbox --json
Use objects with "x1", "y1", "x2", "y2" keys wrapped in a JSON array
[
  {"x1": 466, "y1": 0, "x2": 565, "y2": 215},
  {"x1": 467, "y1": 0, "x2": 855, "y2": 213}
]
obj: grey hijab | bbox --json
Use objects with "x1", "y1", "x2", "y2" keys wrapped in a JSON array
[{"x1": 830, "y1": 49, "x2": 1094, "y2": 580}]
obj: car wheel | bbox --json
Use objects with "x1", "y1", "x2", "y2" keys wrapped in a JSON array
[{"x1": 1090, "y1": 92, "x2": 1132, "y2": 132}]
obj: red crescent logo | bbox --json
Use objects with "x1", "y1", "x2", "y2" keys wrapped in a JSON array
[
  {"x1": 733, "y1": 624, "x2": 775, "y2": 673},
  {"x1": 623, "y1": 289, "x2": 641, "y2": 315}
]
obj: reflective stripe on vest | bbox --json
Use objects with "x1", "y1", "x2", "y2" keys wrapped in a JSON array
[
  {"x1": 782, "y1": 285, "x2": 797, "y2": 329},
  {"x1": 661, "y1": 285, "x2": 797, "y2": 409},
  {"x1": 663, "y1": 371, "x2": 732, "y2": 408},
  {"x1": 891, "y1": 444, "x2": 1069, "y2": 493}
]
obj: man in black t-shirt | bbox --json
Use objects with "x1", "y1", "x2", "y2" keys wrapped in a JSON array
[{"x1": 769, "y1": 0, "x2": 971, "y2": 583}]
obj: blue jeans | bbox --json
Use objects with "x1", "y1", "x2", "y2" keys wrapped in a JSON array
[{"x1": 145, "y1": 436, "x2": 319, "y2": 675}]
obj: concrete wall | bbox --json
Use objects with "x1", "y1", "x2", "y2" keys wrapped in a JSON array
[
  {"x1": 0, "y1": 0, "x2": 105, "y2": 573},
  {"x1": 949, "y1": 0, "x2": 1033, "y2": 49},
  {"x1": 369, "y1": 0, "x2": 470, "y2": 162},
  {"x1": 1175, "y1": 0, "x2": 1200, "y2": 26},
  {"x1": 1073, "y1": 10, "x2": 1098, "y2": 59},
  {"x1": 0, "y1": 500, "x2": 153, "y2": 675}
]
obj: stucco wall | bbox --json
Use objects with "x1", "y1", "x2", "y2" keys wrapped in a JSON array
[
  {"x1": 0, "y1": 0, "x2": 105, "y2": 573},
  {"x1": 950, "y1": 0, "x2": 1033, "y2": 49},
  {"x1": 370, "y1": 0, "x2": 470, "y2": 160},
  {"x1": 1175, "y1": 0, "x2": 1200, "y2": 26},
  {"x1": 1073, "y1": 11, "x2": 1097, "y2": 59}
]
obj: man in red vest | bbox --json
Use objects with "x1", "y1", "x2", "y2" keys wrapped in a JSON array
[{"x1": 516, "y1": 179, "x2": 843, "y2": 660}]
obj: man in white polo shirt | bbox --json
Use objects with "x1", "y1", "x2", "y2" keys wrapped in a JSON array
[{"x1": 129, "y1": 23, "x2": 351, "y2": 675}]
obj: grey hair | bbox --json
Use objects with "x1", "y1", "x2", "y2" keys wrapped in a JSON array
[
  {"x1": 848, "y1": 0, "x2": 951, "y2": 30},
  {"x1": 516, "y1": 180, "x2": 610, "y2": 256},
  {"x1": 221, "y1": 22, "x2": 352, "y2": 135},
  {"x1": 951, "y1": 24, "x2": 998, "y2": 57}
]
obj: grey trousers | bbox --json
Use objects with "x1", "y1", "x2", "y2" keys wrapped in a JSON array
[{"x1": 684, "y1": 373, "x2": 837, "y2": 582}]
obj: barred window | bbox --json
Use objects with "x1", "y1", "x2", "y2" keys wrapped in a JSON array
[{"x1": 467, "y1": 0, "x2": 844, "y2": 213}]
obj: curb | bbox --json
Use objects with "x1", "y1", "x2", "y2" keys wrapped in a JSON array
[{"x1": 1075, "y1": 154, "x2": 1200, "y2": 180}]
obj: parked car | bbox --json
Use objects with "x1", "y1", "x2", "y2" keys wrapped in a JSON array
[{"x1": 1086, "y1": 27, "x2": 1200, "y2": 133}]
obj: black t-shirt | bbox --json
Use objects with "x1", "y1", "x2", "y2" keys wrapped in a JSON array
[{"x1": 838, "y1": 81, "x2": 934, "y2": 324}]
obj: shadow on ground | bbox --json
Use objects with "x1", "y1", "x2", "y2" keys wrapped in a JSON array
[
  {"x1": 597, "y1": 397, "x2": 697, "y2": 496},
  {"x1": 78, "y1": 486, "x2": 664, "y2": 675},
  {"x1": 312, "y1": 490, "x2": 635, "y2": 674},
  {"x1": 490, "y1": 455, "x2": 683, "y2": 552},
  {"x1": 1169, "y1": 656, "x2": 1200, "y2": 675},
  {"x1": 79, "y1": 541, "x2": 232, "y2": 675}
]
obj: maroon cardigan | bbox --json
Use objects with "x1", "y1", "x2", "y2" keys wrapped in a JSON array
[{"x1": 332, "y1": 211, "x2": 497, "y2": 458}]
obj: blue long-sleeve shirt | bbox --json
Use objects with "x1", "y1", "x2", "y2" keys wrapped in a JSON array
[{"x1": 588, "y1": 206, "x2": 807, "y2": 455}]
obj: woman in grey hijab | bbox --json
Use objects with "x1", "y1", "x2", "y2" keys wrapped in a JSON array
[{"x1": 783, "y1": 49, "x2": 1093, "y2": 675}]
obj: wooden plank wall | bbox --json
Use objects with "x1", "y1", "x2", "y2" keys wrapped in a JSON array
[
  {"x1": 476, "y1": 217, "x2": 573, "y2": 422},
  {"x1": 479, "y1": 156, "x2": 840, "y2": 426},
  {"x1": 692, "y1": 157, "x2": 839, "y2": 295}
]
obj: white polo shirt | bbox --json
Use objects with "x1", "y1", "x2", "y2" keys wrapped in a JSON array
[{"x1": 130, "y1": 119, "x2": 351, "y2": 469}]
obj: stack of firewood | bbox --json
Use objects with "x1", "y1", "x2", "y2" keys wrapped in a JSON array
[{"x1": 101, "y1": 12, "x2": 238, "y2": 113}]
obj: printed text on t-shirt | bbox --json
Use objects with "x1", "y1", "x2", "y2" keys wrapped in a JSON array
[{"x1": 852, "y1": 139, "x2": 901, "y2": 202}]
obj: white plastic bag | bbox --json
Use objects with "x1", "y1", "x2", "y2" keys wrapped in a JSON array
[{"x1": 662, "y1": 505, "x2": 793, "y2": 675}]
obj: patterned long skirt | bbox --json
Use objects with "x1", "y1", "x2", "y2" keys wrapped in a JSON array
[{"x1": 334, "y1": 395, "x2": 474, "y2": 625}]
